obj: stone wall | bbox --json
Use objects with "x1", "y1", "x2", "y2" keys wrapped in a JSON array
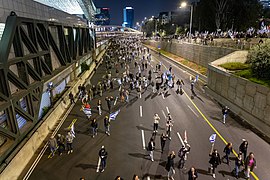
[
  {"x1": 207, "y1": 51, "x2": 270, "y2": 138},
  {"x1": 144, "y1": 40, "x2": 235, "y2": 68}
]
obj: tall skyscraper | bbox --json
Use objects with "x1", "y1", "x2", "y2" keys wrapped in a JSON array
[
  {"x1": 122, "y1": 7, "x2": 134, "y2": 28},
  {"x1": 95, "y1": 8, "x2": 110, "y2": 25}
]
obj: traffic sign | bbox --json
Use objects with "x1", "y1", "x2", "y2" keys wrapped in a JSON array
[{"x1": 209, "y1": 133, "x2": 216, "y2": 143}]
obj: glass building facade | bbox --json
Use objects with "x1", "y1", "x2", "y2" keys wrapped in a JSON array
[{"x1": 123, "y1": 7, "x2": 134, "y2": 28}]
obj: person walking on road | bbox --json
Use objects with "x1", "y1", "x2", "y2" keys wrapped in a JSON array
[
  {"x1": 104, "y1": 116, "x2": 110, "y2": 136},
  {"x1": 222, "y1": 142, "x2": 233, "y2": 164},
  {"x1": 106, "y1": 96, "x2": 114, "y2": 112},
  {"x1": 148, "y1": 138, "x2": 155, "y2": 162},
  {"x1": 209, "y1": 149, "x2": 221, "y2": 178},
  {"x1": 91, "y1": 118, "x2": 98, "y2": 138},
  {"x1": 153, "y1": 113, "x2": 160, "y2": 133},
  {"x1": 166, "y1": 151, "x2": 176, "y2": 180},
  {"x1": 66, "y1": 132, "x2": 74, "y2": 154},
  {"x1": 178, "y1": 144, "x2": 191, "y2": 169},
  {"x1": 69, "y1": 92, "x2": 75, "y2": 104},
  {"x1": 99, "y1": 145, "x2": 108, "y2": 172},
  {"x1": 166, "y1": 113, "x2": 173, "y2": 140},
  {"x1": 48, "y1": 136, "x2": 58, "y2": 157},
  {"x1": 239, "y1": 139, "x2": 248, "y2": 161},
  {"x1": 56, "y1": 133, "x2": 65, "y2": 156},
  {"x1": 245, "y1": 152, "x2": 256, "y2": 179},
  {"x1": 188, "y1": 166, "x2": 198, "y2": 180},
  {"x1": 222, "y1": 106, "x2": 229, "y2": 124},
  {"x1": 234, "y1": 152, "x2": 243, "y2": 179},
  {"x1": 97, "y1": 99, "x2": 102, "y2": 115},
  {"x1": 160, "y1": 133, "x2": 167, "y2": 153}
]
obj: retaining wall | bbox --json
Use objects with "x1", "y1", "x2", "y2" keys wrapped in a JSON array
[
  {"x1": 144, "y1": 40, "x2": 235, "y2": 68},
  {"x1": 206, "y1": 51, "x2": 270, "y2": 138}
]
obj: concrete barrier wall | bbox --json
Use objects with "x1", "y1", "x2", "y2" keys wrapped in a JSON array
[
  {"x1": 0, "y1": 42, "x2": 109, "y2": 180},
  {"x1": 206, "y1": 51, "x2": 270, "y2": 138},
  {"x1": 144, "y1": 40, "x2": 235, "y2": 68}
]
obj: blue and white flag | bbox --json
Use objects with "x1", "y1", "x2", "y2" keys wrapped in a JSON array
[
  {"x1": 71, "y1": 123, "x2": 75, "y2": 138},
  {"x1": 209, "y1": 133, "x2": 216, "y2": 143},
  {"x1": 109, "y1": 109, "x2": 120, "y2": 121},
  {"x1": 83, "y1": 107, "x2": 92, "y2": 116}
]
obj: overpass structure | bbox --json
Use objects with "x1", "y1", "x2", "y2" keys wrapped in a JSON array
[
  {"x1": 0, "y1": 0, "x2": 107, "y2": 178},
  {"x1": 95, "y1": 25, "x2": 143, "y2": 40}
]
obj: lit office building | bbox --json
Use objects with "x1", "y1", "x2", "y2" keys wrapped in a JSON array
[
  {"x1": 122, "y1": 7, "x2": 134, "y2": 28},
  {"x1": 95, "y1": 8, "x2": 110, "y2": 25}
]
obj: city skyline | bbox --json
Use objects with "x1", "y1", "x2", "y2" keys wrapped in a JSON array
[{"x1": 93, "y1": 0, "x2": 185, "y2": 25}]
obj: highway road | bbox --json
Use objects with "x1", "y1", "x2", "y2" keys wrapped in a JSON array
[{"x1": 25, "y1": 40, "x2": 270, "y2": 180}]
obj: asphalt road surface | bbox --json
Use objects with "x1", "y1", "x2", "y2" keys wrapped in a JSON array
[{"x1": 25, "y1": 43, "x2": 270, "y2": 180}]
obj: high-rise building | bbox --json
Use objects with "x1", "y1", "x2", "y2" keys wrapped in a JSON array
[
  {"x1": 260, "y1": 0, "x2": 270, "y2": 8},
  {"x1": 95, "y1": 8, "x2": 110, "y2": 25},
  {"x1": 122, "y1": 7, "x2": 134, "y2": 28}
]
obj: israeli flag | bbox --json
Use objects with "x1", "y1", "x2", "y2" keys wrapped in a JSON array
[
  {"x1": 109, "y1": 109, "x2": 120, "y2": 121},
  {"x1": 83, "y1": 107, "x2": 92, "y2": 116},
  {"x1": 71, "y1": 123, "x2": 75, "y2": 138},
  {"x1": 209, "y1": 133, "x2": 216, "y2": 143}
]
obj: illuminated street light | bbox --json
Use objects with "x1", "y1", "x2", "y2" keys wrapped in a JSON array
[{"x1": 180, "y1": 2, "x2": 187, "y2": 8}]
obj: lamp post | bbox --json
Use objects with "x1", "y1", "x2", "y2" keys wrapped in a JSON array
[{"x1": 180, "y1": 2, "x2": 193, "y2": 42}]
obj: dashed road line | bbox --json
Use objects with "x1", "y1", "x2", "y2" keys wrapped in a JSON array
[
  {"x1": 96, "y1": 157, "x2": 101, "y2": 172},
  {"x1": 187, "y1": 105, "x2": 199, "y2": 117},
  {"x1": 141, "y1": 129, "x2": 146, "y2": 149},
  {"x1": 140, "y1": 106, "x2": 143, "y2": 117},
  {"x1": 162, "y1": 110, "x2": 166, "y2": 119},
  {"x1": 166, "y1": 106, "x2": 170, "y2": 114},
  {"x1": 177, "y1": 132, "x2": 185, "y2": 146}
]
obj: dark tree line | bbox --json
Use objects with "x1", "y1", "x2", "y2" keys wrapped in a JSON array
[{"x1": 194, "y1": 0, "x2": 266, "y2": 32}]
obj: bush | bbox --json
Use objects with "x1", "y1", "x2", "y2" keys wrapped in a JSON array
[
  {"x1": 234, "y1": 69, "x2": 252, "y2": 79},
  {"x1": 81, "y1": 62, "x2": 90, "y2": 73},
  {"x1": 41, "y1": 106, "x2": 50, "y2": 118},
  {"x1": 247, "y1": 41, "x2": 270, "y2": 79},
  {"x1": 219, "y1": 62, "x2": 250, "y2": 70}
]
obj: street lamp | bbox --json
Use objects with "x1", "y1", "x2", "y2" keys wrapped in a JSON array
[{"x1": 180, "y1": 1, "x2": 193, "y2": 42}]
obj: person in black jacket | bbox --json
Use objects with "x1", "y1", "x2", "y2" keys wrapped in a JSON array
[
  {"x1": 239, "y1": 140, "x2": 248, "y2": 161},
  {"x1": 148, "y1": 138, "x2": 155, "y2": 162},
  {"x1": 99, "y1": 145, "x2": 108, "y2": 172},
  {"x1": 209, "y1": 149, "x2": 221, "y2": 179},
  {"x1": 222, "y1": 142, "x2": 233, "y2": 164},
  {"x1": 166, "y1": 151, "x2": 176, "y2": 180},
  {"x1": 188, "y1": 166, "x2": 198, "y2": 180}
]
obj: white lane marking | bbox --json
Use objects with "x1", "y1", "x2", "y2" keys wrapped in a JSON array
[
  {"x1": 162, "y1": 110, "x2": 166, "y2": 119},
  {"x1": 23, "y1": 103, "x2": 75, "y2": 180},
  {"x1": 139, "y1": 92, "x2": 142, "y2": 99},
  {"x1": 188, "y1": 105, "x2": 199, "y2": 117},
  {"x1": 166, "y1": 106, "x2": 170, "y2": 114},
  {"x1": 96, "y1": 157, "x2": 101, "y2": 172},
  {"x1": 140, "y1": 106, "x2": 143, "y2": 117},
  {"x1": 177, "y1": 132, "x2": 185, "y2": 147},
  {"x1": 114, "y1": 97, "x2": 118, "y2": 106},
  {"x1": 184, "y1": 130, "x2": 188, "y2": 143},
  {"x1": 147, "y1": 176, "x2": 151, "y2": 180},
  {"x1": 141, "y1": 129, "x2": 146, "y2": 149},
  {"x1": 162, "y1": 93, "x2": 165, "y2": 99}
]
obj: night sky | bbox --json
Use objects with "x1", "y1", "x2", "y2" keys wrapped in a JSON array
[{"x1": 93, "y1": 0, "x2": 192, "y2": 25}]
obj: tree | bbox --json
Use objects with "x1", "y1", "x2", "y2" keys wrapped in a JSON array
[
  {"x1": 247, "y1": 40, "x2": 270, "y2": 79},
  {"x1": 195, "y1": 0, "x2": 263, "y2": 31},
  {"x1": 215, "y1": 0, "x2": 229, "y2": 30}
]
